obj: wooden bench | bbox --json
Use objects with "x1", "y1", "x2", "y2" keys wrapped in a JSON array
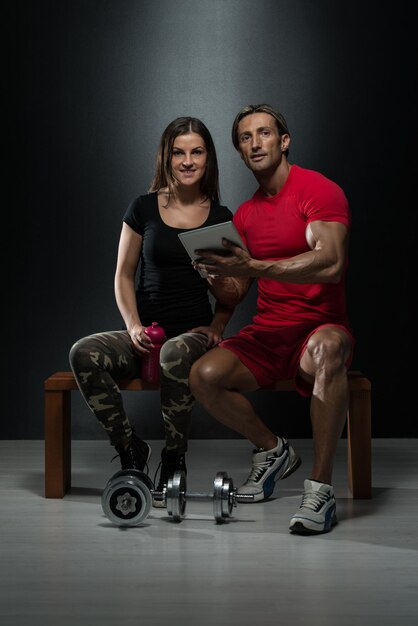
[{"x1": 44, "y1": 370, "x2": 372, "y2": 499}]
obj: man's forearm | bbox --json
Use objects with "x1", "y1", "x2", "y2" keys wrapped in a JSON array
[{"x1": 248, "y1": 249, "x2": 342, "y2": 284}]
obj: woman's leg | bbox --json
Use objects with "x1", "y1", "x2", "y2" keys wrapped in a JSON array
[
  {"x1": 69, "y1": 330, "x2": 139, "y2": 445},
  {"x1": 152, "y1": 333, "x2": 210, "y2": 503},
  {"x1": 159, "y1": 332, "x2": 209, "y2": 454},
  {"x1": 69, "y1": 330, "x2": 151, "y2": 470}
]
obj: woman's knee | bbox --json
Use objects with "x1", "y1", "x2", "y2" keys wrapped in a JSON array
[
  {"x1": 160, "y1": 333, "x2": 208, "y2": 367},
  {"x1": 69, "y1": 335, "x2": 102, "y2": 372},
  {"x1": 69, "y1": 337, "x2": 86, "y2": 370}
]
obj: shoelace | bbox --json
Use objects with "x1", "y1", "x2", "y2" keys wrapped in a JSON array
[
  {"x1": 128, "y1": 446, "x2": 150, "y2": 474},
  {"x1": 153, "y1": 460, "x2": 183, "y2": 489},
  {"x1": 244, "y1": 456, "x2": 274, "y2": 482},
  {"x1": 110, "y1": 447, "x2": 150, "y2": 474},
  {"x1": 300, "y1": 489, "x2": 330, "y2": 512}
]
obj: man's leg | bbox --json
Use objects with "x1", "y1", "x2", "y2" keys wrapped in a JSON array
[
  {"x1": 190, "y1": 347, "x2": 274, "y2": 447},
  {"x1": 289, "y1": 326, "x2": 352, "y2": 534},
  {"x1": 190, "y1": 347, "x2": 301, "y2": 501},
  {"x1": 300, "y1": 326, "x2": 352, "y2": 484}
]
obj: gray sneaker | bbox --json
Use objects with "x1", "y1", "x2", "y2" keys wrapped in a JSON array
[
  {"x1": 289, "y1": 479, "x2": 338, "y2": 534},
  {"x1": 237, "y1": 437, "x2": 301, "y2": 502}
]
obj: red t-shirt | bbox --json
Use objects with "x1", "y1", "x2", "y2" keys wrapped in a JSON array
[{"x1": 233, "y1": 164, "x2": 351, "y2": 328}]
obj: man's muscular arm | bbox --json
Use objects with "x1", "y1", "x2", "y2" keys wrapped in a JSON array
[{"x1": 195, "y1": 221, "x2": 348, "y2": 285}]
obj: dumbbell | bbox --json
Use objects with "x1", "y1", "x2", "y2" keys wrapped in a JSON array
[
  {"x1": 101, "y1": 469, "x2": 253, "y2": 527},
  {"x1": 101, "y1": 469, "x2": 154, "y2": 527}
]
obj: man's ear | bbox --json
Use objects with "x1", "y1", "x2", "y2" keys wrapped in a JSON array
[{"x1": 281, "y1": 134, "x2": 291, "y2": 151}]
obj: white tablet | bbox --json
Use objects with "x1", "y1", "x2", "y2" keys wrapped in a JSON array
[{"x1": 178, "y1": 221, "x2": 247, "y2": 277}]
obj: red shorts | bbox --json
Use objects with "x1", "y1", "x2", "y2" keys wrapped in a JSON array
[{"x1": 218, "y1": 322, "x2": 355, "y2": 397}]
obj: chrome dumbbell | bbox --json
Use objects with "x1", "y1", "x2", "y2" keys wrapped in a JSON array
[{"x1": 101, "y1": 469, "x2": 253, "y2": 527}]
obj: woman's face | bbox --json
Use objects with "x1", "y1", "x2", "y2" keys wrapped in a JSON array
[{"x1": 170, "y1": 132, "x2": 208, "y2": 188}]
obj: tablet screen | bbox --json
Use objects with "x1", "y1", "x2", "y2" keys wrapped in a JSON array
[
  {"x1": 178, "y1": 221, "x2": 246, "y2": 278},
  {"x1": 178, "y1": 221, "x2": 246, "y2": 260}
]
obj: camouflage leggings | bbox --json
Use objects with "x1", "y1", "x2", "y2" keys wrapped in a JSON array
[{"x1": 69, "y1": 330, "x2": 209, "y2": 452}]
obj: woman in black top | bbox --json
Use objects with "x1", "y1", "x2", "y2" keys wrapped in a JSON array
[{"x1": 69, "y1": 117, "x2": 245, "y2": 504}]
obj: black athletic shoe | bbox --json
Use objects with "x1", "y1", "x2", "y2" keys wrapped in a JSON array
[
  {"x1": 114, "y1": 430, "x2": 152, "y2": 473},
  {"x1": 152, "y1": 448, "x2": 187, "y2": 508}
]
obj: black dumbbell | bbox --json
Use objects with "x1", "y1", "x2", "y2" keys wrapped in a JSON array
[{"x1": 101, "y1": 469, "x2": 154, "y2": 526}]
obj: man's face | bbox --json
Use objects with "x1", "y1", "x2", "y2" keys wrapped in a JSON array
[{"x1": 236, "y1": 112, "x2": 289, "y2": 174}]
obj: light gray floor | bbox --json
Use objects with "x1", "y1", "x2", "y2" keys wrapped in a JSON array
[{"x1": 1, "y1": 438, "x2": 417, "y2": 626}]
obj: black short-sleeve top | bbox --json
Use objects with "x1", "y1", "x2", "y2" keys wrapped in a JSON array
[{"x1": 123, "y1": 192, "x2": 233, "y2": 338}]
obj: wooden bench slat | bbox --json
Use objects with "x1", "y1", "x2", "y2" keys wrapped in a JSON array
[
  {"x1": 44, "y1": 370, "x2": 372, "y2": 500},
  {"x1": 44, "y1": 371, "x2": 159, "y2": 391},
  {"x1": 44, "y1": 370, "x2": 370, "y2": 392}
]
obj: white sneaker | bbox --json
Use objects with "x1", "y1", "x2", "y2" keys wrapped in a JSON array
[
  {"x1": 237, "y1": 437, "x2": 301, "y2": 502},
  {"x1": 289, "y1": 479, "x2": 338, "y2": 534}
]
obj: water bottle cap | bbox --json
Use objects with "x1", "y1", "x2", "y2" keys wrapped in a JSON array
[{"x1": 144, "y1": 322, "x2": 166, "y2": 342}]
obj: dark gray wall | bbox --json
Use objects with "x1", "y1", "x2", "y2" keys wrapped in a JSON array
[{"x1": 8, "y1": 0, "x2": 416, "y2": 440}]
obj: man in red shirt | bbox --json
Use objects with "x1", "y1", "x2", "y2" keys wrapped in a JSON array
[{"x1": 189, "y1": 104, "x2": 355, "y2": 535}]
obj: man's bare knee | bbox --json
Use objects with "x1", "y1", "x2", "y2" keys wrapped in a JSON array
[
  {"x1": 189, "y1": 358, "x2": 223, "y2": 398},
  {"x1": 307, "y1": 332, "x2": 349, "y2": 376}
]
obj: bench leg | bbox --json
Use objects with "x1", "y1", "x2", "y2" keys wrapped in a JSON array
[
  {"x1": 45, "y1": 390, "x2": 71, "y2": 498},
  {"x1": 347, "y1": 388, "x2": 372, "y2": 498}
]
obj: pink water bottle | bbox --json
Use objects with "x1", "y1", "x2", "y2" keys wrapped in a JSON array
[{"x1": 140, "y1": 322, "x2": 166, "y2": 384}]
